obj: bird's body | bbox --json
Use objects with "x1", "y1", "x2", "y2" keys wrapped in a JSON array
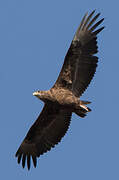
[
  {"x1": 34, "y1": 88, "x2": 78, "y2": 106},
  {"x1": 15, "y1": 10, "x2": 104, "y2": 170},
  {"x1": 33, "y1": 88, "x2": 91, "y2": 116}
]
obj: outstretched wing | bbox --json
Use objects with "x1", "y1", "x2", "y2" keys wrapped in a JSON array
[
  {"x1": 15, "y1": 104, "x2": 72, "y2": 170},
  {"x1": 53, "y1": 10, "x2": 104, "y2": 97}
]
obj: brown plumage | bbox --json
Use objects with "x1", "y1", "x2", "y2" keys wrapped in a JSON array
[{"x1": 15, "y1": 10, "x2": 104, "y2": 170}]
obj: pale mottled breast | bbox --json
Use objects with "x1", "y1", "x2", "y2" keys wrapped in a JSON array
[{"x1": 50, "y1": 88, "x2": 78, "y2": 106}]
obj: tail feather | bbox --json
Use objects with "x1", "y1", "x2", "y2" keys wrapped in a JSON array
[
  {"x1": 74, "y1": 110, "x2": 87, "y2": 118},
  {"x1": 80, "y1": 100, "x2": 91, "y2": 105},
  {"x1": 80, "y1": 104, "x2": 91, "y2": 112},
  {"x1": 74, "y1": 100, "x2": 91, "y2": 118}
]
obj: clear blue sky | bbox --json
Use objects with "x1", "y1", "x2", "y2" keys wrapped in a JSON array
[{"x1": 0, "y1": 0, "x2": 118, "y2": 179}]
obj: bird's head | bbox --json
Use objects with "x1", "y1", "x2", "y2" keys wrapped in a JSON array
[{"x1": 33, "y1": 90, "x2": 50, "y2": 102}]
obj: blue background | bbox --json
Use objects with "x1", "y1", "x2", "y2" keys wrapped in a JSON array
[{"x1": 1, "y1": 0, "x2": 118, "y2": 179}]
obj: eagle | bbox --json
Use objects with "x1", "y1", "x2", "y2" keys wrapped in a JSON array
[{"x1": 15, "y1": 10, "x2": 104, "y2": 170}]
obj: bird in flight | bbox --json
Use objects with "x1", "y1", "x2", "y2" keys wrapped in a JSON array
[{"x1": 15, "y1": 10, "x2": 104, "y2": 170}]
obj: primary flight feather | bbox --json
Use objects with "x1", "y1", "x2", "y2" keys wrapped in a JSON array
[{"x1": 15, "y1": 10, "x2": 104, "y2": 170}]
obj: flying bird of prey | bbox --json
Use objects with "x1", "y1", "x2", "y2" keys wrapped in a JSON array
[{"x1": 15, "y1": 10, "x2": 104, "y2": 170}]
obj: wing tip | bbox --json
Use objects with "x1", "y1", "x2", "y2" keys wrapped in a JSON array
[
  {"x1": 93, "y1": 26, "x2": 105, "y2": 36},
  {"x1": 73, "y1": 10, "x2": 104, "y2": 42},
  {"x1": 32, "y1": 155, "x2": 37, "y2": 168}
]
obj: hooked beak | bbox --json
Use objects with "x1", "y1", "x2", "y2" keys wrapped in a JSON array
[
  {"x1": 33, "y1": 91, "x2": 42, "y2": 100},
  {"x1": 33, "y1": 91, "x2": 39, "y2": 96}
]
